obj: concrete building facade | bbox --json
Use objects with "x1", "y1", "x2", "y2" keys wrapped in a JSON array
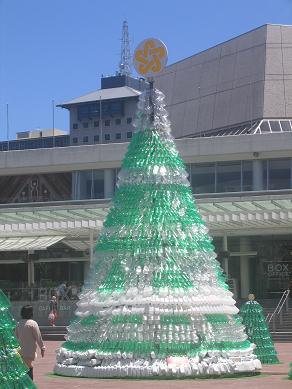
[{"x1": 155, "y1": 24, "x2": 292, "y2": 137}]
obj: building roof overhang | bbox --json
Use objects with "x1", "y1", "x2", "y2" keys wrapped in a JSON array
[
  {"x1": 0, "y1": 193, "x2": 291, "y2": 247},
  {"x1": 58, "y1": 86, "x2": 141, "y2": 108}
]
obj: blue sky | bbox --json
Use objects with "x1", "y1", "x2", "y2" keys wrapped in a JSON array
[{"x1": 0, "y1": 0, "x2": 291, "y2": 140}]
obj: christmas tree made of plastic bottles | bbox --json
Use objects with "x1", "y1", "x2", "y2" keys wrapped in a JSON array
[
  {"x1": 240, "y1": 295, "x2": 279, "y2": 364},
  {"x1": 0, "y1": 289, "x2": 37, "y2": 388},
  {"x1": 288, "y1": 362, "x2": 292, "y2": 379},
  {"x1": 55, "y1": 88, "x2": 261, "y2": 378}
]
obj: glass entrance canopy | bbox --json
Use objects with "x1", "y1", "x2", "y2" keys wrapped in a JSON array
[
  {"x1": 184, "y1": 119, "x2": 292, "y2": 138},
  {"x1": 0, "y1": 194, "x2": 291, "y2": 240}
]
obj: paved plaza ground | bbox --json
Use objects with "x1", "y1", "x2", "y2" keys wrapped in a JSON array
[{"x1": 34, "y1": 341, "x2": 291, "y2": 389}]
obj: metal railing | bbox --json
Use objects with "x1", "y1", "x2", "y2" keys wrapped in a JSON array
[{"x1": 266, "y1": 289, "x2": 290, "y2": 331}]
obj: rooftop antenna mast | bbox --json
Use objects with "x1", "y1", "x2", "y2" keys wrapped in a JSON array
[{"x1": 119, "y1": 20, "x2": 131, "y2": 76}]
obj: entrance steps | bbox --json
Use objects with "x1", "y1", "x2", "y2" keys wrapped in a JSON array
[
  {"x1": 40, "y1": 326, "x2": 66, "y2": 341},
  {"x1": 267, "y1": 308, "x2": 292, "y2": 342}
]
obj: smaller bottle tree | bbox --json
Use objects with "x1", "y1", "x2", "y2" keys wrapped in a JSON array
[
  {"x1": 0, "y1": 289, "x2": 37, "y2": 388},
  {"x1": 288, "y1": 362, "x2": 292, "y2": 380},
  {"x1": 240, "y1": 294, "x2": 279, "y2": 364}
]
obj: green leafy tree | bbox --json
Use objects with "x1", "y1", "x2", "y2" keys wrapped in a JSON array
[
  {"x1": 0, "y1": 289, "x2": 37, "y2": 388},
  {"x1": 240, "y1": 297, "x2": 279, "y2": 364},
  {"x1": 55, "y1": 89, "x2": 261, "y2": 378}
]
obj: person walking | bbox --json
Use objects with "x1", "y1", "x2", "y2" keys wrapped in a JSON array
[
  {"x1": 56, "y1": 282, "x2": 67, "y2": 300},
  {"x1": 15, "y1": 305, "x2": 45, "y2": 381},
  {"x1": 49, "y1": 295, "x2": 58, "y2": 326}
]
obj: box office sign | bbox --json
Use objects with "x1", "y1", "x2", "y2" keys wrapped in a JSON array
[{"x1": 263, "y1": 262, "x2": 292, "y2": 279}]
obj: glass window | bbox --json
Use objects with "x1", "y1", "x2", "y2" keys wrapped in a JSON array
[
  {"x1": 92, "y1": 170, "x2": 104, "y2": 198},
  {"x1": 35, "y1": 261, "x2": 84, "y2": 285},
  {"x1": 105, "y1": 134, "x2": 110, "y2": 141},
  {"x1": 268, "y1": 159, "x2": 291, "y2": 190},
  {"x1": 79, "y1": 170, "x2": 104, "y2": 199},
  {"x1": 115, "y1": 118, "x2": 121, "y2": 125},
  {"x1": 212, "y1": 237, "x2": 223, "y2": 253},
  {"x1": 217, "y1": 161, "x2": 241, "y2": 192},
  {"x1": 110, "y1": 102, "x2": 124, "y2": 116},
  {"x1": 260, "y1": 121, "x2": 270, "y2": 133},
  {"x1": 94, "y1": 121, "x2": 99, "y2": 127},
  {"x1": 0, "y1": 264, "x2": 28, "y2": 288},
  {"x1": 114, "y1": 168, "x2": 120, "y2": 186},
  {"x1": 116, "y1": 133, "x2": 121, "y2": 140},
  {"x1": 77, "y1": 102, "x2": 124, "y2": 120},
  {"x1": 263, "y1": 160, "x2": 268, "y2": 190},
  {"x1": 269, "y1": 121, "x2": 281, "y2": 132},
  {"x1": 185, "y1": 164, "x2": 191, "y2": 181},
  {"x1": 242, "y1": 161, "x2": 252, "y2": 191},
  {"x1": 72, "y1": 123, "x2": 78, "y2": 130},
  {"x1": 126, "y1": 117, "x2": 132, "y2": 124},
  {"x1": 105, "y1": 120, "x2": 110, "y2": 127},
  {"x1": 83, "y1": 136, "x2": 88, "y2": 143},
  {"x1": 250, "y1": 235, "x2": 292, "y2": 299},
  {"x1": 126, "y1": 131, "x2": 132, "y2": 139},
  {"x1": 83, "y1": 122, "x2": 89, "y2": 129},
  {"x1": 72, "y1": 137, "x2": 78, "y2": 144},
  {"x1": 191, "y1": 163, "x2": 215, "y2": 194},
  {"x1": 280, "y1": 121, "x2": 291, "y2": 131},
  {"x1": 94, "y1": 135, "x2": 99, "y2": 143}
]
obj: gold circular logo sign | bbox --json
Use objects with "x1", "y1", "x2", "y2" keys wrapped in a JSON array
[{"x1": 133, "y1": 38, "x2": 168, "y2": 78}]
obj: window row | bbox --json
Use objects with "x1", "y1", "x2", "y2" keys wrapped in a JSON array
[
  {"x1": 72, "y1": 158, "x2": 292, "y2": 201},
  {"x1": 72, "y1": 117, "x2": 132, "y2": 130},
  {"x1": 187, "y1": 158, "x2": 292, "y2": 193},
  {"x1": 0, "y1": 136, "x2": 70, "y2": 151},
  {"x1": 72, "y1": 132, "x2": 133, "y2": 144},
  {"x1": 77, "y1": 101, "x2": 124, "y2": 120}
]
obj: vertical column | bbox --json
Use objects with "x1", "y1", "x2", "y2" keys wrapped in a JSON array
[
  {"x1": 83, "y1": 231, "x2": 95, "y2": 284},
  {"x1": 84, "y1": 261, "x2": 90, "y2": 278},
  {"x1": 240, "y1": 237, "x2": 250, "y2": 299},
  {"x1": 27, "y1": 260, "x2": 35, "y2": 287},
  {"x1": 27, "y1": 261, "x2": 31, "y2": 286},
  {"x1": 89, "y1": 230, "x2": 94, "y2": 266},
  {"x1": 72, "y1": 171, "x2": 80, "y2": 200},
  {"x1": 104, "y1": 169, "x2": 115, "y2": 199},
  {"x1": 31, "y1": 261, "x2": 35, "y2": 285},
  {"x1": 77, "y1": 171, "x2": 88, "y2": 199},
  {"x1": 252, "y1": 160, "x2": 264, "y2": 191}
]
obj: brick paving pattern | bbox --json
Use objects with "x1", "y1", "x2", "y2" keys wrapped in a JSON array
[{"x1": 33, "y1": 342, "x2": 292, "y2": 389}]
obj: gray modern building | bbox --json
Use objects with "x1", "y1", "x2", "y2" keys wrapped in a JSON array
[
  {"x1": 156, "y1": 24, "x2": 292, "y2": 138},
  {"x1": 0, "y1": 24, "x2": 292, "y2": 328}
]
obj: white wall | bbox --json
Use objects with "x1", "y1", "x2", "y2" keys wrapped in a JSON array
[{"x1": 0, "y1": 132, "x2": 291, "y2": 176}]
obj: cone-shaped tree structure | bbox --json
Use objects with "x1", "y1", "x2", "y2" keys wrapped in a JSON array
[
  {"x1": 55, "y1": 89, "x2": 261, "y2": 378},
  {"x1": 0, "y1": 289, "x2": 37, "y2": 388},
  {"x1": 240, "y1": 299, "x2": 279, "y2": 364}
]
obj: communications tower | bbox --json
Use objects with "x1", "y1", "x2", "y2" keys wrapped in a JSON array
[{"x1": 118, "y1": 20, "x2": 131, "y2": 76}]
